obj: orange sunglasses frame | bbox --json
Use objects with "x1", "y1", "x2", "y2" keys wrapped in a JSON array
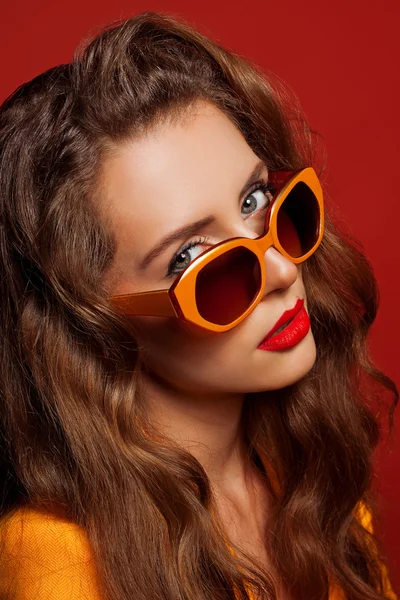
[{"x1": 108, "y1": 166, "x2": 324, "y2": 333}]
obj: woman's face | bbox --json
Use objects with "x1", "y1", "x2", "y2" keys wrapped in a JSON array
[{"x1": 100, "y1": 101, "x2": 317, "y2": 395}]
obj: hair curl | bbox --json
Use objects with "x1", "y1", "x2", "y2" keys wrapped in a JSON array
[{"x1": 0, "y1": 11, "x2": 398, "y2": 600}]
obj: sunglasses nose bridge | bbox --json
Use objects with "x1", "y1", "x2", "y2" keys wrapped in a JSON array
[{"x1": 254, "y1": 229, "x2": 274, "y2": 254}]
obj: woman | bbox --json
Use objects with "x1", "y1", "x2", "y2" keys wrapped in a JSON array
[{"x1": 0, "y1": 10, "x2": 397, "y2": 600}]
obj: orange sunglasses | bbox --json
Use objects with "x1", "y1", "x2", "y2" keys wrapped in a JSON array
[{"x1": 108, "y1": 167, "x2": 324, "y2": 333}]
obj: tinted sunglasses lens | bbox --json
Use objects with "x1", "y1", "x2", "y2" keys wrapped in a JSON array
[
  {"x1": 195, "y1": 247, "x2": 261, "y2": 325},
  {"x1": 277, "y1": 181, "x2": 320, "y2": 258}
]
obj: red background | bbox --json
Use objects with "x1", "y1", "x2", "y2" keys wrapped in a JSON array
[{"x1": 1, "y1": 0, "x2": 399, "y2": 590}]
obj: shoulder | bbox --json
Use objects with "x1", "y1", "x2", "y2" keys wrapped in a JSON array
[
  {"x1": 354, "y1": 499, "x2": 373, "y2": 533},
  {"x1": 0, "y1": 504, "x2": 104, "y2": 599},
  {"x1": 353, "y1": 500, "x2": 398, "y2": 600},
  {"x1": 0, "y1": 503, "x2": 95, "y2": 566}
]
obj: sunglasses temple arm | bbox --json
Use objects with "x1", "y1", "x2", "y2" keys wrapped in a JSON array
[{"x1": 108, "y1": 289, "x2": 178, "y2": 317}]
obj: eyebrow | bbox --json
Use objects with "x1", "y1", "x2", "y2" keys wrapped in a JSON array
[{"x1": 139, "y1": 159, "x2": 268, "y2": 270}]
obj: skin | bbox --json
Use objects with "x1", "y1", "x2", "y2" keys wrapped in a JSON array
[{"x1": 100, "y1": 100, "x2": 317, "y2": 550}]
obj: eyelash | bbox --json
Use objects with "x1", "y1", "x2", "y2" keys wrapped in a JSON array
[{"x1": 165, "y1": 179, "x2": 275, "y2": 279}]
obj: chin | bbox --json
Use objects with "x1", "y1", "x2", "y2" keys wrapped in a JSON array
[{"x1": 250, "y1": 330, "x2": 317, "y2": 392}]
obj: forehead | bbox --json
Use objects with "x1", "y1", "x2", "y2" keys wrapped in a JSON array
[{"x1": 99, "y1": 101, "x2": 260, "y2": 283}]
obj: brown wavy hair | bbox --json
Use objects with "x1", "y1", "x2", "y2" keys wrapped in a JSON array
[{"x1": 0, "y1": 11, "x2": 398, "y2": 600}]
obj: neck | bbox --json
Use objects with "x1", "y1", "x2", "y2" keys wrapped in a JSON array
[{"x1": 139, "y1": 367, "x2": 255, "y2": 496}]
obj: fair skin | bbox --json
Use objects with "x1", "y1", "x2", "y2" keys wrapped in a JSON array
[{"x1": 100, "y1": 100, "x2": 316, "y2": 571}]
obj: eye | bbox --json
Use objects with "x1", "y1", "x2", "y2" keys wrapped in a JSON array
[
  {"x1": 165, "y1": 236, "x2": 210, "y2": 279},
  {"x1": 241, "y1": 181, "x2": 274, "y2": 216},
  {"x1": 164, "y1": 180, "x2": 275, "y2": 279}
]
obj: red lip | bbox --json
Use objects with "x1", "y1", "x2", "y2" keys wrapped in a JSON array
[{"x1": 258, "y1": 298, "x2": 305, "y2": 345}]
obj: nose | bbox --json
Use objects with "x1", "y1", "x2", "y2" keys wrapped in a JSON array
[
  {"x1": 229, "y1": 220, "x2": 299, "y2": 297},
  {"x1": 261, "y1": 246, "x2": 298, "y2": 296}
]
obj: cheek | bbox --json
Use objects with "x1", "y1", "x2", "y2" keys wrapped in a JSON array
[
  {"x1": 127, "y1": 315, "x2": 216, "y2": 354},
  {"x1": 128, "y1": 316, "x2": 232, "y2": 391},
  {"x1": 128, "y1": 314, "x2": 239, "y2": 374}
]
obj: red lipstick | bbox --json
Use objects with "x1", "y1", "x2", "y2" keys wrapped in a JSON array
[{"x1": 257, "y1": 298, "x2": 310, "y2": 352}]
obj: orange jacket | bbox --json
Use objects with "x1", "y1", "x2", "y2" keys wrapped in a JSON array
[{"x1": 0, "y1": 502, "x2": 397, "y2": 599}]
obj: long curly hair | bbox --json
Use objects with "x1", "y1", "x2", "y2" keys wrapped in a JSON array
[{"x1": 0, "y1": 11, "x2": 397, "y2": 600}]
